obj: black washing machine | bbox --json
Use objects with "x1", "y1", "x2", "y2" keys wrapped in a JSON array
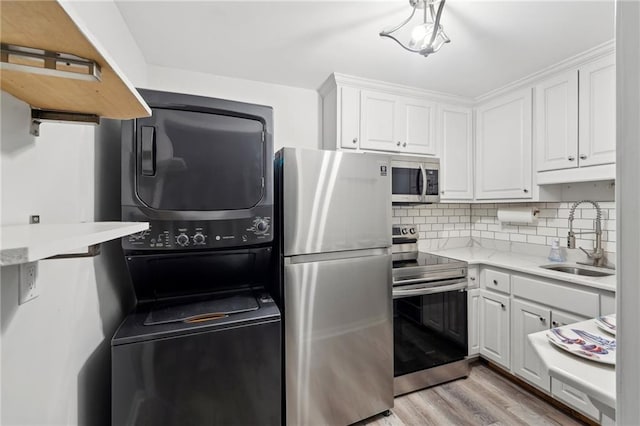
[{"x1": 112, "y1": 90, "x2": 280, "y2": 425}]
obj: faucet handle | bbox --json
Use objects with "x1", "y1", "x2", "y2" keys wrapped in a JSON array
[{"x1": 579, "y1": 247, "x2": 593, "y2": 258}]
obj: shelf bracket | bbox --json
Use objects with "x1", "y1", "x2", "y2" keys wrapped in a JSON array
[
  {"x1": 45, "y1": 244, "x2": 101, "y2": 260},
  {"x1": 30, "y1": 109, "x2": 100, "y2": 137},
  {"x1": 1, "y1": 43, "x2": 101, "y2": 81}
]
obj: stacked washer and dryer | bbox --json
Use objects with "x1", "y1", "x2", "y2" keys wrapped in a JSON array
[{"x1": 111, "y1": 89, "x2": 281, "y2": 425}]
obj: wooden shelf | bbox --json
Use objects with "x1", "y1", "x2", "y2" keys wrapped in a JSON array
[
  {"x1": 0, "y1": 0, "x2": 151, "y2": 119},
  {"x1": 0, "y1": 222, "x2": 149, "y2": 266}
]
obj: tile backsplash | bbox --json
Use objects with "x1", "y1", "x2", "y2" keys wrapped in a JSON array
[
  {"x1": 393, "y1": 201, "x2": 616, "y2": 253},
  {"x1": 393, "y1": 204, "x2": 472, "y2": 240}
]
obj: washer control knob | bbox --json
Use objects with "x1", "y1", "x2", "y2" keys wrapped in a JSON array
[
  {"x1": 255, "y1": 220, "x2": 269, "y2": 234},
  {"x1": 193, "y1": 232, "x2": 205, "y2": 245},
  {"x1": 401, "y1": 228, "x2": 408, "y2": 235},
  {"x1": 176, "y1": 233, "x2": 189, "y2": 247},
  {"x1": 409, "y1": 228, "x2": 416, "y2": 234}
]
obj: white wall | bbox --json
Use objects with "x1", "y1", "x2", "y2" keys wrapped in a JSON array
[
  {"x1": 0, "y1": 1, "x2": 146, "y2": 422},
  {"x1": 616, "y1": 1, "x2": 640, "y2": 424},
  {"x1": 146, "y1": 64, "x2": 321, "y2": 150},
  {"x1": 60, "y1": 0, "x2": 148, "y2": 87},
  {"x1": 0, "y1": 93, "x2": 132, "y2": 425}
]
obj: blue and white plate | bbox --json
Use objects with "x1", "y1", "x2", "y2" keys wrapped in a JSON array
[
  {"x1": 546, "y1": 327, "x2": 616, "y2": 365},
  {"x1": 595, "y1": 314, "x2": 616, "y2": 336}
]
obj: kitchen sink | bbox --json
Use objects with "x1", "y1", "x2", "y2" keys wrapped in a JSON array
[{"x1": 539, "y1": 264, "x2": 614, "y2": 277}]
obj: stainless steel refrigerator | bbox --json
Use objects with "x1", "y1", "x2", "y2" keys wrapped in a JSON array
[{"x1": 275, "y1": 148, "x2": 393, "y2": 426}]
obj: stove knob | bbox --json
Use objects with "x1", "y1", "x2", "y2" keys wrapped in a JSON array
[
  {"x1": 176, "y1": 233, "x2": 189, "y2": 246},
  {"x1": 193, "y1": 232, "x2": 205, "y2": 245},
  {"x1": 255, "y1": 219, "x2": 270, "y2": 234},
  {"x1": 401, "y1": 228, "x2": 408, "y2": 235},
  {"x1": 409, "y1": 228, "x2": 416, "y2": 234}
]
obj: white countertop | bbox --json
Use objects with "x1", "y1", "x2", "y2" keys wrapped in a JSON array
[
  {"x1": 0, "y1": 222, "x2": 149, "y2": 266},
  {"x1": 528, "y1": 319, "x2": 615, "y2": 417},
  {"x1": 426, "y1": 246, "x2": 616, "y2": 292}
]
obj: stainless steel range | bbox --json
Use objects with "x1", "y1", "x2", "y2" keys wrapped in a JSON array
[{"x1": 392, "y1": 224, "x2": 470, "y2": 396}]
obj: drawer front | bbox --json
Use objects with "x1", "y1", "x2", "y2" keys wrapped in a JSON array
[
  {"x1": 551, "y1": 378, "x2": 600, "y2": 420},
  {"x1": 511, "y1": 274, "x2": 599, "y2": 318},
  {"x1": 482, "y1": 268, "x2": 511, "y2": 294}
]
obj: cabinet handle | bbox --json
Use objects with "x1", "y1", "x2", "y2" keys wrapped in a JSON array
[
  {"x1": 397, "y1": 141, "x2": 401, "y2": 147},
  {"x1": 352, "y1": 137, "x2": 358, "y2": 144},
  {"x1": 568, "y1": 155, "x2": 576, "y2": 161},
  {"x1": 539, "y1": 317, "x2": 546, "y2": 323},
  {"x1": 580, "y1": 154, "x2": 588, "y2": 160},
  {"x1": 493, "y1": 279, "x2": 498, "y2": 285},
  {"x1": 403, "y1": 142, "x2": 407, "y2": 147},
  {"x1": 500, "y1": 303, "x2": 505, "y2": 309},
  {"x1": 441, "y1": 191, "x2": 445, "y2": 195},
  {"x1": 470, "y1": 276, "x2": 476, "y2": 281},
  {"x1": 552, "y1": 320, "x2": 559, "y2": 327},
  {"x1": 523, "y1": 189, "x2": 529, "y2": 193}
]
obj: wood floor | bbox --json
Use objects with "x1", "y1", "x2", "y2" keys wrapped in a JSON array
[{"x1": 359, "y1": 363, "x2": 587, "y2": 426}]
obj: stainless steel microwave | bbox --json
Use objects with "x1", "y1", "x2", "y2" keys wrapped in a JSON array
[{"x1": 391, "y1": 156, "x2": 440, "y2": 203}]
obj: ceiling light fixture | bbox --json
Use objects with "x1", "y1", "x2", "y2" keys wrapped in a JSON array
[{"x1": 380, "y1": 0, "x2": 450, "y2": 58}]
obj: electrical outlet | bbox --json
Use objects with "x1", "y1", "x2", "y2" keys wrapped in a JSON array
[{"x1": 19, "y1": 261, "x2": 39, "y2": 304}]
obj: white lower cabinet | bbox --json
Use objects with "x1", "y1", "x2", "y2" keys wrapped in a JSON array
[
  {"x1": 468, "y1": 288, "x2": 480, "y2": 356},
  {"x1": 477, "y1": 268, "x2": 609, "y2": 421},
  {"x1": 511, "y1": 299, "x2": 551, "y2": 391},
  {"x1": 551, "y1": 378, "x2": 600, "y2": 421},
  {"x1": 479, "y1": 289, "x2": 510, "y2": 369}
]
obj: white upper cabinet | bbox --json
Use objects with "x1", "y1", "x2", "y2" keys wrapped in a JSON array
[
  {"x1": 321, "y1": 83, "x2": 361, "y2": 150},
  {"x1": 536, "y1": 71, "x2": 579, "y2": 172},
  {"x1": 360, "y1": 90, "x2": 437, "y2": 155},
  {"x1": 320, "y1": 74, "x2": 446, "y2": 156},
  {"x1": 475, "y1": 88, "x2": 533, "y2": 200},
  {"x1": 579, "y1": 54, "x2": 616, "y2": 167},
  {"x1": 438, "y1": 104, "x2": 474, "y2": 200},
  {"x1": 360, "y1": 90, "x2": 401, "y2": 152},
  {"x1": 535, "y1": 53, "x2": 616, "y2": 184},
  {"x1": 400, "y1": 98, "x2": 437, "y2": 155},
  {"x1": 339, "y1": 86, "x2": 361, "y2": 149}
]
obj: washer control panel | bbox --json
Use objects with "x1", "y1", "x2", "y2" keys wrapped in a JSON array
[{"x1": 123, "y1": 216, "x2": 272, "y2": 250}]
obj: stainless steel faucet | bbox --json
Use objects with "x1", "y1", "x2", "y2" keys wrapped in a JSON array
[{"x1": 567, "y1": 200, "x2": 605, "y2": 267}]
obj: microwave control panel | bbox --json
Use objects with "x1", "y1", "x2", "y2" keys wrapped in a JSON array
[
  {"x1": 123, "y1": 217, "x2": 272, "y2": 251},
  {"x1": 424, "y1": 169, "x2": 439, "y2": 196}
]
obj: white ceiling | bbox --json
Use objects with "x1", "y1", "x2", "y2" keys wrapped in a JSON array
[{"x1": 115, "y1": 1, "x2": 615, "y2": 98}]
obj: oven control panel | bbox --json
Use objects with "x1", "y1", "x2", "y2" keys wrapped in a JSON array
[
  {"x1": 392, "y1": 225, "x2": 417, "y2": 243},
  {"x1": 123, "y1": 217, "x2": 272, "y2": 250}
]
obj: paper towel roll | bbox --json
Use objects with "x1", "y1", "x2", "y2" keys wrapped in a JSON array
[{"x1": 497, "y1": 207, "x2": 538, "y2": 224}]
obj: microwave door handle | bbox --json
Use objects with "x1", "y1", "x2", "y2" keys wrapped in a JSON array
[{"x1": 419, "y1": 164, "x2": 427, "y2": 199}]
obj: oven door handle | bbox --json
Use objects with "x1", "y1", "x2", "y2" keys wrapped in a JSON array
[
  {"x1": 419, "y1": 163, "x2": 427, "y2": 199},
  {"x1": 393, "y1": 281, "x2": 468, "y2": 298}
]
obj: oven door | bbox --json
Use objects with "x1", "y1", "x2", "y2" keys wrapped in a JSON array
[{"x1": 393, "y1": 278, "x2": 468, "y2": 395}]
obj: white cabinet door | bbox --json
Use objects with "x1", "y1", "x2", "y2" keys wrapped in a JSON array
[
  {"x1": 360, "y1": 90, "x2": 400, "y2": 152},
  {"x1": 438, "y1": 104, "x2": 474, "y2": 200},
  {"x1": 512, "y1": 299, "x2": 551, "y2": 392},
  {"x1": 475, "y1": 89, "x2": 532, "y2": 199},
  {"x1": 401, "y1": 98, "x2": 437, "y2": 155},
  {"x1": 551, "y1": 378, "x2": 600, "y2": 421},
  {"x1": 361, "y1": 90, "x2": 437, "y2": 155},
  {"x1": 579, "y1": 54, "x2": 616, "y2": 167},
  {"x1": 468, "y1": 289, "x2": 481, "y2": 356},
  {"x1": 479, "y1": 290, "x2": 510, "y2": 369},
  {"x1": 536, "y1": 71, "x2": 579, "y2": 172},
  {"x1": 339, "y1": 86, "x2": 360, "y2": 149}
]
